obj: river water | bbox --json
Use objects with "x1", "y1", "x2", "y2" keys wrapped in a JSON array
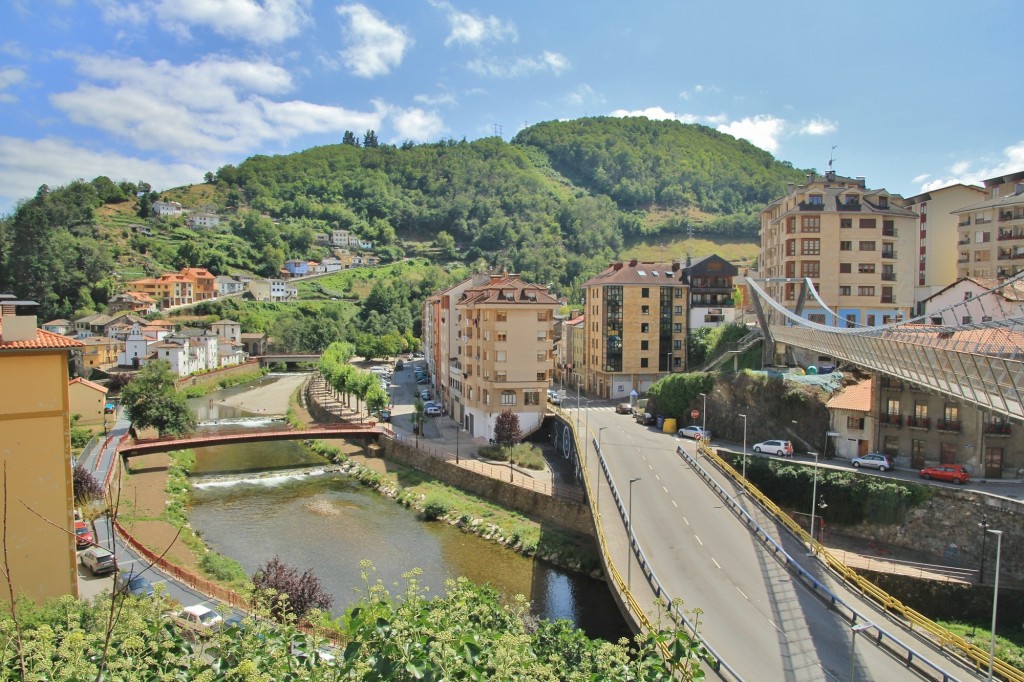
[{"x1": 185, "y1": 376, "x2": 630, "y2": 642}]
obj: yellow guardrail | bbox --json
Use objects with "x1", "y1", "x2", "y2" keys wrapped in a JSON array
[{"x1": 697, "y1": 440, "x2": 1024, "y2": 682}]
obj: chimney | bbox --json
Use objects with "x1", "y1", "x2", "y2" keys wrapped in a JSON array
[
  {"x1": 629, "y1": 258, "x2": 638, "y2": 267},
  {"x1": 612, "y1": 262, "x2": 623, "y2": 271},
  {"x1": 0, "y1": 295, "x2": 39, "y2": 343},
  {"x1": 787, "y1": 182, "x2": 795, "y2": 194}
]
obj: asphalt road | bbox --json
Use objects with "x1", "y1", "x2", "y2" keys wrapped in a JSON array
[{"x1": 575, "y1": 399, "x2": 984, "y2": 681}]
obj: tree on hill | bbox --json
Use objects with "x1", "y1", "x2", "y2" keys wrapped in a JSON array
[{"x1": 119, "y1": 361, "x2": 197, "y2": 436}]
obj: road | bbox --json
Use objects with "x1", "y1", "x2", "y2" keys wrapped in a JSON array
[{"x1": 574, "y1": 398, "x2": 983, "y2": 681}]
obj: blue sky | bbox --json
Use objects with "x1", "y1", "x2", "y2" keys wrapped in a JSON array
[{"x1": 2, "y1": 0, "x2": 1022, "y2": 215}]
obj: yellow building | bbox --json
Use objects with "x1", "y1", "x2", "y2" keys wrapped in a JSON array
[
  {"x1": 759, "y1": 171, "x2": 918, "y2": 326},
  {"x1": 455, "y1": 274, "x2": 560, "y2": 440},
  {"x1": 0, "y1": 296, "x2": 83, "y2": 602},
  {"x1": 68, "y1": 376, "x2": 109, "y2": 427},
  {"x1": 77, "y1": 335, "x2": 122, "y2": 373},
  {"x1": 954, "y1": 170, "x2": 1024, "y2": 281},
  {"x1": 130, "y1": 273, "x2": 195, "y2": 308},
  {"x1": 581, "y1": 260, "x2": 689, "y2": 399}
]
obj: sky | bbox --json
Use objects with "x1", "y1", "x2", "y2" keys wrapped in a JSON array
[{"x1": 2, "y1": 0, "x2": 1023, "y2": 215}]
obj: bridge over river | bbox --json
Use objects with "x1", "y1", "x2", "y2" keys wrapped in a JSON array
[{"x1": 119, "y1": 423, "x2": 382, "y2": 457}]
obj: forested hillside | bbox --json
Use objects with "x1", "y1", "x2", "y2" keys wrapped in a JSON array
[{"x1": 0, "y1": 117, "x2": 809, "y2": 321}]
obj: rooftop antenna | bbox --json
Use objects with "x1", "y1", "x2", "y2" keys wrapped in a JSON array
[{"x1": 828, "y1": 145, "x2": 838, "y2": 171}]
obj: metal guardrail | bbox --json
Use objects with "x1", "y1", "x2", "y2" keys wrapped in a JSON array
[{"x1": 692, "y1": 441, "x2": 1024, "y2": 682}]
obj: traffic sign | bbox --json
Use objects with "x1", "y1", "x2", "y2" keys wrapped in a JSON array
[{"x1": 690, "y1": 409, "x2": 699, "y2": 419}]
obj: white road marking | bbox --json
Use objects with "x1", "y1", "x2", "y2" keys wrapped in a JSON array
[
  {"x1": 736, "y1": 586, "x2": 749, "y2": 600},
  {"x1": 683, "y1": 516, "x2": 689, "y2": 525},
  {"x1": 694, "y1": 535, "x2": 703, "y2": 546},
  {"x1": 712, "y1": 558, "x2": 721, "y2": 569},
  {"x1": 662, "y1": 486, "x2": 669, "y2": 494},
  {"x1": 672, "y1": 500, "x2": 678, "y2": 508}
]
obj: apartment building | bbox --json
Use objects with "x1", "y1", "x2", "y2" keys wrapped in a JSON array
[
  {"x1": 904, "y1": 184, "x2": 986, "y2": 303},
  {"x1": 180, "y1": 268, "x2": 217, "y2": 301},
  {"x1": 0, "y1": 296, "x2": 83, "y2": 602},
  {"x1": 919, "y1": 276, "x2": 1024, "y2": 325},
  {"x1": 581, "y1": 260, "x2": 690, "y2": 400},
  {"x1": 449, "y1": 274, "x2": 560, "y2": 440},
  {"x1": 759, "y1": 171, "x2": 918, "y2": 327},
  {"x1": 130, "y1": 273, "x2": 195, "y2": 308},
  {"x1": 954, "y1": 170, "x2": 1024, "y2": 280}
]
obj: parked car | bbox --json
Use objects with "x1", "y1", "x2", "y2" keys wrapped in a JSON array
[
  {"x1": 753, "y1": 440, "x2": 793, "y2": 457},
  {"x1": 851, "y1": 453, "x2": 893, "y2": 471},
  {"x1": 74, "y1": 520, "x2": 93, "y2": 549},
  {"x1": 114, "y1": 570, "x2": 154, "y2": 597},
  {"x1": 80, "y1": 547, "x2": 116, "y2": 576},
  {"x1": 547, "y1": 389, "x2": 561, "y2": 405},
  {"x1": 635, "y1": 412, "x2": 655, "y2": 426},
  {"x1": 615, "y1": 403, "x2": 632, "y2": 414},
  {"x1": 395, "y1": 359, "x2": 404, "y2": 370},
  {"x1": 416, "y1": 376, "x2": 431, "y2": 385},
  {"x1": 373, "y1": 409, "x2": 391, "y2": 423},
  {"x1": 419, "y1": 390, "x2": 431, "y2": 401},
  {"x1": 678, "y1": 425, "x2": 711, "y2": 440},
  {"x1": 424, "y1": 405, "x2": 442, "y2": 417},
  {"x1": 919, "y1": 464, "x2": 969, "y2": 484},
  {"x1": 176, "y1": 604, "x2": 223, "y2": 635}
]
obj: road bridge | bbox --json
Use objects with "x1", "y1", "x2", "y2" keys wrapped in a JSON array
[
  {"x1": 746, "y1": 274, "x2": 1024, "y2": 420},
  {"x1": 119, "y1": 424, "x2": 382, "y2": 457}
]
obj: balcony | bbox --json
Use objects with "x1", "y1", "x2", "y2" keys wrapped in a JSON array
[
  {"x1": 985, "y1": 422, "x2": 1012, "y2": 436},
  {"x1": 936, "y1": 419, "x2": 961, "y2": 433},
  {"x1": 882, "y1": 226, "x2": 898, "y2": 237},
  {"x1": 998, "y1": 231, "x2": 1024, "y2": 241},
  {"x1": 959, "y1": 218, "x2": 971, "y2": 226},
  {"x1": 906, "y1": 416, "x2": 930, "y2": 429},
  {"x1": 880, "y1": 296, "x2": 895, "y2": 304},
  {"x1": 958, "y1": 237, "x2": 971, "y2": 245},
  {"x1": 881, "y1": 250, "x2": 897, "y2": 259},
  {"x1": 798, "y1": 201, "x2": 825, "y2": 211},
  {"x1": 881, "y1": 272, "x2": 897, "y2": 281},
  {"x1": 879, "y1": 413, "x2": 902, "y2": 427}
]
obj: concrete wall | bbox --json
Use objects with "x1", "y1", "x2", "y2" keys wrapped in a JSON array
[
  {"x1": 379, "y1": 437, "x2": 595, "y2": 537},
  {"x1": 175, "y1": 358, "x2": 262, "y2": 390}
]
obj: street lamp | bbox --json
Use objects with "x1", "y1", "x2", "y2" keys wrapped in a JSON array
[
  {"x1": 738, "y1": 413, "x2": 748, "y2": 479},
  {"x1": 849, "y1": 622, "x2": 872, "y2": 681},
  {"x1": 988, "y1": 528, "x2": 1003, "y2": 681},
  {"x1": 699, "y1": 392, "x2": 707, "y2": 434},
  {"x1": 807, "y1": 451, "x2": 820, "y2": 556},
  {"x1": 978, "y1": 515, "x2": 989, "y2": 584},
  {"x1": 628, "y1": 477, "x2": 641, "y2": 590}
]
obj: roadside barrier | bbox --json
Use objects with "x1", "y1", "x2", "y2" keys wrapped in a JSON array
[{"x1": 691, "y1": 440, "x2": 1023, "y2": 682}]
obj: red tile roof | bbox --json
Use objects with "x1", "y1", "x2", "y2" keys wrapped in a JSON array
[
  {"x1": 826, "y1": 380, "x2": 873, "y2": 412},
  {"x1": 0, "y1": 323, "x2": 84, "y2": 350},
  {"x1": 69, "y1": 376, "x2": 108, "y2": 393}
]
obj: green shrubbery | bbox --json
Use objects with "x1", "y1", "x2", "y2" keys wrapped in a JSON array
[{"x1": 478, "y1": 442, "x2": 547, "y2": 470}]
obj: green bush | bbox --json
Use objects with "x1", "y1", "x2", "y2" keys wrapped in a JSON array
[
  {"x1": 422, "y1": 495, "x2": 451, "y2": 520},
  {"x1": 199, "y1": 551, "x2": 248, "y2": 582}
]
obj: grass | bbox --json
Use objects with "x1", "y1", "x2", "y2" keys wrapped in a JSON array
[
  {"x1": 622, "y1": 235, "x2": 759, "y2": 268},
  {"x1": 477, "y1": 443, "x2": 547, "y2": 470},
  {"x1": 936, "y1": 620, "x2": 1024, "y2": 670}
]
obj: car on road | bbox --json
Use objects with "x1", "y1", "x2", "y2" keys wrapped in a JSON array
[
  {"x1": 753, "y1": 440, "x2": 793, "y2": 457},
  {"x1": 919, "y1": 464, "x2": 969, "y2": 484},
  {"x1": 615, "y1": 403, "x2": 633, "y2": 414},
  {"x1": 115, "y1": 570, "x2": 155, "y2": 597},
  {"x1": 75, "y1": 520, "x2": 93, "y2": 549},
  {"x1": 424, "y1": 405, "x2": 442, "y2": 417},
  {"x1": 395, "y1": 359, "x2": 404, "y2": 370},
  {"x1": 851, "y1": 453, "x2": 893, "y2": 471},
  {"x1": 176, "y1": 604, "x2": 223, "y2": 634},
  {"x1": 419, "y1": 390, "x2": 431, "y2": 401},
  {"x1": 373, "y1": 409, "x2": 391, "y2": 423},
  {"x1": 635, "y1": 412, "x2": 655, "y2": 425},
  {"x1": 80, "y1": 547, "x2": 116, "y2": 576},
  {"x1": 677, "y1": 425, "x2": 711, "y2": 440},
  {"x1": 416, "y1": 376, "x2": 431, "y2": 385},
  {"x1": 547, "y1": 389, "x2": 561, "y2": 405}
]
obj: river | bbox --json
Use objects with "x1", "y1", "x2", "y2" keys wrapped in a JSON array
[{"x1": 185, "y1": 375, "x2": 630, "y2": 642}]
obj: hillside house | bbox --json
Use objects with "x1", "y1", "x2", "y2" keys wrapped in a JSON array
[{"x1": 68, "y1": 376, "x2": 108, "y2": 427}]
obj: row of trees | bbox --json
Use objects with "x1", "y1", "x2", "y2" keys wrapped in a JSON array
[{"x1": 317, "y1": 342, "x2": 389, "y2": 419}]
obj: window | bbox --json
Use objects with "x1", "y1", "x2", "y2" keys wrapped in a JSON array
[
  {"x1": 858, "y1": 263, "x2": 876, "y2": 274},
  {"x1": 839, "y1": 286, "x2": 851, "y2": 296},
  {"x1": 802, "y1": 216, "x2": 820, "y2": 231},
  {"x1": 944, "y1": 404, "x2": 959, "y2": 421},
  {"x1": 496, "y1": 351, "x2": 506, "y2": 362},
  {"x1": 859, "y1": 241, "x2": 876, "y2": 251},
  {"x1": 673, "y1": 323, "x2": 683, "y2": 333},
  {"x1": 840, "y1": 241, "x2": 852, "y2": 251},
  {"x1": 536, "y1": 372, "x2": 546, "y2": 381},
  {"x1": 536, "y1": 330, "x2": 547, "y2": 341},
  {"x1": 866, "y1": 315, "x2": 876, "y2": 326},
  {"x1": 641, "y1": 305, "x2": 650, "y2": 315},
  {"x1": 914, "y1": 402, "x2": 928, "y2": 419},
  {"x1": 878, "y1": 196, "x2": 889, "y2": 209},
  {"x1": 857, "y1": 286, "x2": 875, "y2": 296},
  {"x1": 886, "y1": 399, "x2": 899, "y2": 416},
  {"x1": 640, "y1": 340, "x2": 649, "y2": 350},
  {"x1": 800, "y1": 261, "x2": 820, "y2": 278},
  {"x1": 524, "y1": 391, "x2": 539, "y2": 405},
  {"x1": 801, "y1": 239, "x2": 821, "y2": 255},
  {"x1": 496, "y1": 311, "x2": 506, "y2": 322},
  {"x1": 786, "y1": 239, "x2": 797, "y2": 256},
  {"x1": 845, "y1": 314, "x2": 856, "y2": 328},
  {"x1": 673, "y1": 340, "x2": 682, "y2": 350},
  {"x1": 808, "y1": 194, "x2": 823, "y2": 205},
  {"x1": 537, "y1": 351, "x2": 546, "y2": 362},
  {"x1": 674, "y1": 306, "x2": 682, "y2": 315},
  {"x1": 859, "y1": 218, "x2": 876, "y2": 229},
  {"x1": 841, "y1": 218, "x2": 852, "y2": 229},
  {"x1": 786, "y1": 217, "x2": 796, "y2": 233},
  {"x1": 641, "y1": 287, "x2": 650, "y2": 298},
  {"x1": 483, "y1": 389, "x2": 489, "y2": 405},
  {"x1": 839, "y1": 263, "x2": 852, "y2": 273},
  {"x1": 640, "y1": 323, "x2": 649, "y2": 333},
  {"x1": 537, "y1": 311, "x2": 549, "y2": 322},
  {"x1": 494, "y1": 331, "x2": 506, "y2": 343},
  {"x1": 847, "y1": 416, "x2": 865, "y2": 430},
  {"x1": 962, "y1": 316, "x2": 972, "y2": 324},
  {"x1": 501, "y1": 391, "x2": 516, "y2": 406},
  {"x1": 640, "y1": 358, "x2": 648, "y2": 368},
  {"x1": 808, "y1": 313, "x2": 826, "y2": 323},
  {"x1": 496, "y1": 370, "x2": 507, "y2": 382}
]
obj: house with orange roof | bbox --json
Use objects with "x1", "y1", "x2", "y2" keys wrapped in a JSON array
[
  {"x1": 41, "y1": 319, "x2": 74, "y2": 335},
  {"x1": 68, "y1": 376, "x2": 108, "y2": 426},
  {"x1": 108, "y1": 290, "x2": 158, "y2": 315},
  {"x1": 179, "y1": 267, "x2": 217, "y2": 301},
  {"x1": 130, "y1": 273, "x2": 195, "y2": 308},
  {"x1": 0, "y1": 294, "x2": 83, "y2": 602},
  {"x1": 825, "y1": 379, "x2": 874, "y2": 460},
  {"x1": 76, "y1": 335, "x2": 122, "y2": 374}
]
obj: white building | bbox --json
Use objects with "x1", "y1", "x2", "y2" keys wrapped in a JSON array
[
  {"x1": 247, "y1": 279, "x2": 297, "y2": 302},
  {"x1": 919, "y1": 276, "x2": 1024, "y2": 325},
  {"x1": 189, "y1": 212, "x2": 220, "y2": 229},
  {"x1": 152, "y1": 200, "x2": 183, "y2": 216}
]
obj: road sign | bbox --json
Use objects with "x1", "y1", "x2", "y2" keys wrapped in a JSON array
[{"x1": 690, "y1": 409, "x2": 699, "y2": 419}]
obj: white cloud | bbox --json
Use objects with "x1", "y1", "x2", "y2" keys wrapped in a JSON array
[
  {"x1": 0, "y1": 67, "x2": 26, "y2": 100},
  {"x1": 414, "y1": 92, "x2": 457, "y2": 107},
  {"x1": 912, "y1": 173, "x2": 930, "y2": 184},
  {"x1": 430, "y1": 1, "x2": 517, "y2": 47},
  {"x1": 387, "y1": 106, "x2": 445, "y2": 142},
  {"x1": 679, "y1": 83, "x2": 720, "y2": 100},
  {"x1": 565, "y1": 84, "x2": 603, "y2": 107},
  {"x1": 716, "y1": 115, "x2": 786, "y2": 153},
  {"x1": 609, "y1": 107, "x2": 699, "y2": 124},
  {"x1": 50, "y1": 53, "x2": 382, "y2": 157},
  {"x1": 467, "y1": 50, "x2": 569, "y2": 78},
  {"x1": 799, "y1": 119, "x2": 837, "y2": 136},
  {"x1": 336, "y1": 4, "x2": 411, "y2": 78},
  {"x1": 96, "y1": 0, "x2": 311, "y2": 43},
  {"x1": 0, "y1": 136, "x2": 207, "y2": 213},
  {"x1": 919, "y1": 141, "x2": 1024, "y2": 192}
]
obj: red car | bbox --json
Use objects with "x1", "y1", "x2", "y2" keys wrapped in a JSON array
[
  {"x1": 919, "y1": 465, "x2": 970, "y2": 485},
  {"x1": 74, "y1": 520, "x2": 93, "y2": 549}
]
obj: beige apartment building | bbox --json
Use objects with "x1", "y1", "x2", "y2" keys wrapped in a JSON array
[
  {"x1": 0, "y1": 296, "x2": 83, "y2": 603},
  {"x1": 581, "y1": 260, "x2": 689, "y2": 400},
  {"x1": 759, "y1": 171, "x2": 918, "y2": 327},
  {"x1": 453, "y1": 274, "x2": 560, "y2": 440},
  {"x1": 954, "y1": 170, "x2": 1024, "y2": 280},
  {"x1": 903, "y1": 183, "x2": 986, "y2": 303}
]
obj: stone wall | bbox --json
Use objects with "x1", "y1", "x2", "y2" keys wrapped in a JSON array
[
  {"x1": 175, "y1": 359, "x2": 263, "y2": 390},
  {"x1": 379, "y1": 438, "x2": 595, "y2": 537},
  {"x1": 835, "y1": 487, "x2": 1023, "y2": 582},
  {"x1": 866, "y1": 571, "x2": 1024, "y2": 629}
]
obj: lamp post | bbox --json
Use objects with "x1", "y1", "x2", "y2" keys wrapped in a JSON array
[
  {"x1": 849, "y1": 622, "x2": 872, "y2": 681},
  {"x1": 628, "y1": 477, "x2": 641, "y2": 590},
  {"x1": 738, "y1": 413, "x2": 748, "y2": 479},
  {"x1": 807, "y1": 450, "x2": 819, "y2": 556},
  {"x1": 699, "y1": 392, "x2": 707, "y2": 434},
  {"x1": 978, "y1": 515, "x2": 989, "y2": 584},
  {"x1": 988, "y1": 528, "x2": 1003, "y2": 681},
  {"x1": 576, "y1": 383, "x2": 581, "y2": 430}
]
